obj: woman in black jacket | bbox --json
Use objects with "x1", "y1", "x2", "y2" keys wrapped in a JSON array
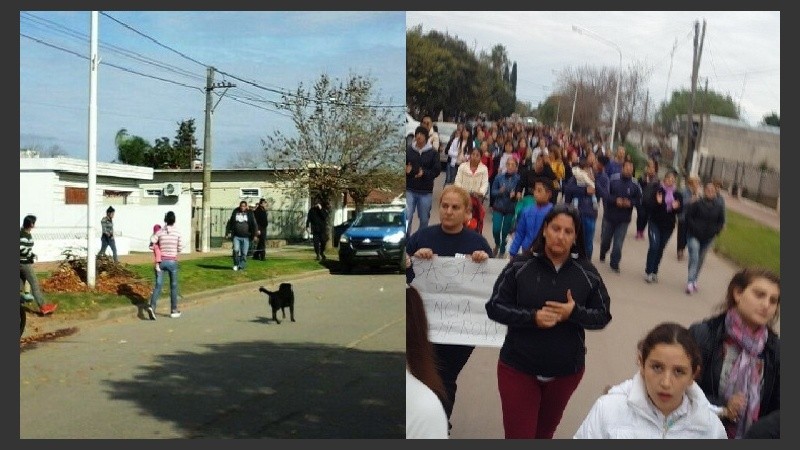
[
  {"x1": 485, "y1": 204, "x2": 612, "y2": 439},
  {"x1": 689, "y1": 268, "x2": 780, "y2": 439},
  {"x1": 643, "y1": 170, "x2": 683, "y2": 283}
]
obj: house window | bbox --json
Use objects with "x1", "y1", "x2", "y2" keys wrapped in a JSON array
[
  {"x1": 143, "y1": 189, "x2": 163, "y2": 197},
  {"x1": 65, "y1": 186, "x2": 88, "y2": 205},
  {"x1": 240, "y1": 188, "x2": 261, "y2": 197}
]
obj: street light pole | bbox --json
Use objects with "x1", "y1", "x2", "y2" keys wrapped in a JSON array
[
  {"x1": 569, "y1": 86, "x2": 578, "y2": 133},
  {"x1": 572, "y1": 25, "x2": 622, "y2": 151}
]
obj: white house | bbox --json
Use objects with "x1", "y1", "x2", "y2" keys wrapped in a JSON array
[{"x1": 19, "y1": 155, "x2": 192, "y2": 262}]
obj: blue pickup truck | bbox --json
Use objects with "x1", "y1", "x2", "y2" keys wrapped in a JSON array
[{"x1": 337, "y1": 205, "x2": 406, "y2": 273}]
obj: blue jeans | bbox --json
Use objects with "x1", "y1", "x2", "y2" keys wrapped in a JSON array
[
  {"x1": 492, "y1": 211, "x2": 515, "y2": 254},
  {"x1": 406, "y1": 190, "x2": 433, "y2": 235},
  {"x1": 445, "y1": 163, "x2": 457, "y2": 185},
  {"x1": 149, "y1": 259, "x2": 179, "y2": 313},
  {"x1": 581, "y1": 216, "x2": 597, "y2": 260},
  {"x1": 232, "y1": 236, "x2": 250, "y2": 269},
  {"x1": 98, "y1": 235, "x2": 118, "y2": 262},
  {"x1": 599, "y1": 219, "x2": 629, "y2": 269},
  {"x1": 645, "y1": 221, "x2": 674, "y2": 274},
  {"x1": 687, "y1": 235, "x2": 714, "y2": 283}
]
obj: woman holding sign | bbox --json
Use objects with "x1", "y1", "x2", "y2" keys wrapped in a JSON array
[
  {"x1": 406, "y1": 184, "x2": 493, "y2": 433},
  {"x1": 485, "y1": 204, "x2": 612, "y2": 439}
]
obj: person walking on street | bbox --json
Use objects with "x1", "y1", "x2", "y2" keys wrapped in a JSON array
[
  {"x1": 635, "y1": 158, "x2": 660, "y2": 240},
  {"x1": 684, "y1": 181, "x2": 725, "y2": 294},
  {"x1": 643, "y1": 170, "x2": 683, "y2": 283},
  {"x1": 406, "y1": 125, "x2": 441, "y2": 235},
  {"x1": 598, "y1": 160, "x2": 642, "y2": 273},
  {"x1": 676, "y1": 175, "x2": 702, "y2": 260},
  {"x1": 486, "y1": 204, "x2": 612, "y2": 439},
  {"x1": 574, "y1": 322, "x2": 727, "y2": 439},
  {"x1": 689, "y1": 268, "x2": 780, "y2": 439},
  {"x1": 406, "y1": 286, "x2": 449, "y2": 439},
  {"x1": 405, "y1": 185, "x2": 493, "y2": 433},
  {"x1": 253, "y1": 198, "x2": 269, "y2": 261},
  {"x1": 20, "y1": 215, "x2": 58, "y2": 315},
  {"x1": 490, "y1": 157, "x2": 520, "y2": 257},
  {"x1": 306, "y1": 200, "x2": 329, "y2": 261},
  {"x1": 146, "y1": 211, "x2": 183, "y2": 320},
  {"x1": 226, "y1": 201, "x2": 258, "y2": 271},
  {"x1": 98, "y1": 206, "x2": 119, "y2": 262}
]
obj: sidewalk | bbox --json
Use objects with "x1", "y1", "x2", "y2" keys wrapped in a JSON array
[{"x1": 23, "y1": 243, "x2": 327, "y2": 341}]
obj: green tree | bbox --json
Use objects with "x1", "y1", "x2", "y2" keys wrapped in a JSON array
[
  {"x1": 654, "y1": 89, "x2": 739, "y2": 132},
  {"x1": 406, "y1": 26, "x2": 515, "y2": 121},
  {"x1": 114, "y1": 128, "x2": 152, "y2": 166},
  {"x1": 173, "y1": 119, "x2": 202, "y2": 169},
  {"x1": 263, "y1": 73, "x2": 402, "y2": 249},
  {"x1": 762, "y1": 112, "x2": 779, "y2": 127}
]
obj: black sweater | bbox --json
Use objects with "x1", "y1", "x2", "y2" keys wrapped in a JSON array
[
  {"x1": 486, "y1": 252, "x2": 612, "y2": 377},
  {"x1": 406, "y1": 142, "x2": 440, "y2": 193}
]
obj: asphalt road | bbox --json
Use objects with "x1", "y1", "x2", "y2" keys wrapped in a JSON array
[
  {"x1": 408, "y1": 171, "x2": 778, "y2": 439},
  {"x1": 20, "y1": 272, "x2": 405, "y2": 439}
]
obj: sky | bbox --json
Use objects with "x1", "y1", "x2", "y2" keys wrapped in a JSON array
[
  {"x1": 407, "y1": 11, "x2": 780, "y2": 127},
  {"x1": 20, "y1": 11, "x2": 407, "y2": 167}
]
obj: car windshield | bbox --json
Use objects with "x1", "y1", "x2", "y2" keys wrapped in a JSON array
[{"x1": 352, "y1": 211, "x2": 404, "y2": 228}]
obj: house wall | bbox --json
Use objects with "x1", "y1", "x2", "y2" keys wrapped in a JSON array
[{"x1": 699, "y1": 120, "x2": 780, "y2": 171}]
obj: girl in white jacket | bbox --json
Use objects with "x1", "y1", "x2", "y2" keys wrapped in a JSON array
[{"x1": 574, "y1": 322, "x2": 727, "y2": 439}]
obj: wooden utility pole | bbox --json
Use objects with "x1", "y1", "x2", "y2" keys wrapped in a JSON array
[
  {"x1": 200, "y1": 67, "x2": 235, "y2": 252},
  {"x1": 684, "y1": 19, "x2": 706, "y2": 176}
]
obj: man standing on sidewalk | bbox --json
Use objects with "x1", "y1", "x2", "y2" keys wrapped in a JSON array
[
  {"x1": 252, "y1": 198, "x2": 269, "y2": 261},
  {"x1": 226, "y1": 201, "x2": 258, "y2": 271}
]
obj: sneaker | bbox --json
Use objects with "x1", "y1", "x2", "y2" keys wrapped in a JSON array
[
  {"x1": 40, "y1": 303, "x2": 58, "y2": 315},
  {"x1": 691, "y1": 282, "x2": 699, "y2": 293},
  {"x1": 644, "y1": 273, "x2": 655, "y2": 283},
  {"x1": 145, "y1": 306, "x2": 156, "y2": 320},
  {"x1": 22, "y1": 293, "x2": 35, "y2": 302},
  {"x1": 610, "y1": 265, "x2": 620, "y2": 274},
  {"x1": 652, "y1": 274, "x2": 659, "y2": 283},
  {"x1": 599, "y1": 254, "x2": 606, "y2": 263},
  {"x1": 635, "y1": 231, "x2": 644, "y2": 240},
  {"x1": 233, "y1": 265, "x2": 239, "y2": 271},
  {"x1": 685, "y1": 283, "x2": 693, "y2": 295},
  {"x1": 170, "y1": 311, "x2": 182, "y2": 318},
  {"x1": 677, "y1": 250, "x2": 685, "y2": 261}
]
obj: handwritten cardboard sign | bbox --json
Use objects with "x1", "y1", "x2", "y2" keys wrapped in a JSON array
[{"x1": 410, "y1": 256, "x2": 508, "y2": 347}]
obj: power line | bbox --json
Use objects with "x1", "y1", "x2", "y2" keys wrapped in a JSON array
[{"x1": 100, "y1": 11, "x2": 208, "y2": 69}]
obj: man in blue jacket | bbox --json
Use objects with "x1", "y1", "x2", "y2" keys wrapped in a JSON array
[{"x1": 598, "y1": 160, "x2": 641, "y2": 273}]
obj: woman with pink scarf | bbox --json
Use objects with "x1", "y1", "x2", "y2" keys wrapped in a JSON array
[
  {"x1": 642, "y1": 170, "x2": 683, "y2": 283},
  {"x1": 689, "y1": 268, "x2": 780, "y2": 438}
]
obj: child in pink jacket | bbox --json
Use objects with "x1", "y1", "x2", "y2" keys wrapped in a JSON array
[{"x1": 149, "y1": 224, "x2": 162, "y2": 271}]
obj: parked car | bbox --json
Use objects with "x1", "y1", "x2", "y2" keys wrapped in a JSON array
[
  {"x1": 332, "y1": 219, "x2": 353, "y2": 248},
  {"x1": 338, "y1": 205, "x2": 406, "y2": 273}
]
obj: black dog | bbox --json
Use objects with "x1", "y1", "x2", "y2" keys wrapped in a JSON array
[{"x1": 258, "y1": 283, "x2": 295, "y2": 324}]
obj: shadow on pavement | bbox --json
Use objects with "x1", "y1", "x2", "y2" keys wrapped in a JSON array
[{"x1": 103, "y1": 341, "x2": 405, "y2": 438}]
